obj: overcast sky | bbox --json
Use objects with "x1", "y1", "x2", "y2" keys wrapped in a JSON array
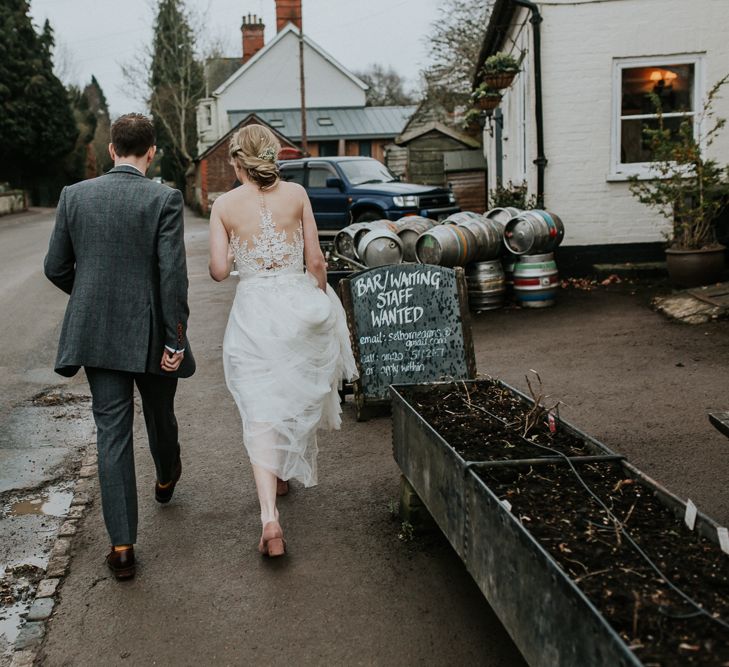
[{"x1": 29, "y1": 0, "x2": 441, "y2": 116}]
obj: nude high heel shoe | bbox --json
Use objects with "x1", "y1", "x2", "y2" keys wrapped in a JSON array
[
  {"x1": 258, "y1": 521, "x2": 286, "y2": 557},
  {"x1": 276, "y1": 477, "x2": 289, "y2": 496}
]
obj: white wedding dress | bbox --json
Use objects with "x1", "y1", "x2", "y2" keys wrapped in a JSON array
[{"x1": 223, "y1": 193, "x2": 357, "y2": 487}]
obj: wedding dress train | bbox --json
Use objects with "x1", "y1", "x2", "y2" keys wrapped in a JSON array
[{"x1": 223, "y1": 193, "x2": 357, "y2": 487}]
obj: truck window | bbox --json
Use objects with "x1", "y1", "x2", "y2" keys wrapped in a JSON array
[
  {"x1": 308, "y1": 164, "x2": 338, "y2": 188},
  {"x1": 280, "y1": 166, "x2": 305, "y2": 185}
]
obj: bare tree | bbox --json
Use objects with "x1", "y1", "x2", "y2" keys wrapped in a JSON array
[
  {"x1": 422, "y1": 0, "x2": 492, "y2": 110},
  {"x1": 121, "y1": 0, "x2": 206, "y2": 188},
  {"x1": 354, "y1": 64, "x2": 415, "y2": 107},
  {"x1": 53, "y1": 38, "x2": 80, "y2": 87}
]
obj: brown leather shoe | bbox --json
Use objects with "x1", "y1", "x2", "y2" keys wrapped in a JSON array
[
  {"x1": 276, "y1": 477, "x2": 289, "y2": 497},
  {"x1": 106, "y1": 546, "x2": 135, "y2": 580},
  {"x1": 155, "y1": 458, "x2": 182, "y2": 504}
]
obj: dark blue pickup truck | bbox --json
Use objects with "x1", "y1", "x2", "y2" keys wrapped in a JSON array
[{"x1": 278, "y1": 157, "x2": 460, "y2": 233}]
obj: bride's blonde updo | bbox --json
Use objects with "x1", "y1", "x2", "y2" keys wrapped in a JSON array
[{"x1": 229, "y1": 124, "x2": 281, "y2": 190}]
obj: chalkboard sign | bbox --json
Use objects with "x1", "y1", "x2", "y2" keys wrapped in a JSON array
[{"x1": 340, "y1": 264, "x2": 476, "y2": 420}]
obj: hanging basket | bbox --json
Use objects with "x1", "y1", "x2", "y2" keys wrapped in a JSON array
[
  {"x1": 475, "y1": 95, "x2": 502, "y2": 112},
  {"x1": 482, "y1": 70, "x2": 518, "y2": 90}
]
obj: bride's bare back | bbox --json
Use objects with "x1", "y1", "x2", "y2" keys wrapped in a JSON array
[
  {"x1": 209, "y1": 178, "x2": 326, "y2": 288},
  {"x1": 216, "y1": 180, "x2": 302, "y2": 247}
]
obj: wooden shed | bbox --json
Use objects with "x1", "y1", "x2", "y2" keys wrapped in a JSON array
[
  {"x1": 396, "y1": 122, "x2": 487, "y2": 212},
  {"x1": 444, "y1": 149, "x2": 488, "y2": 214}
]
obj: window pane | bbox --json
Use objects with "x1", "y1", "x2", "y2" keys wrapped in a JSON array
[
  {"x1": 318, "y1": 141, "x2": 338, "y2": 157},
  {"x1": 339, "y1": 159, "x2": 396, "y2": 185},
  {"x1": 359, "y1": 140, "x2": 372, "y2": 157},
  {"x1": 308, "y1": 165, "x2": 336, "y2": 188},
  {"x1": 620, "y1": 115, "x2": 687, "y2": 163},
  {"x1": 280, "y1": 167, "x2": 305, "y2": 185},
  {"x1": 621, "y1": 64, "x2": 694, "y2": 116}
]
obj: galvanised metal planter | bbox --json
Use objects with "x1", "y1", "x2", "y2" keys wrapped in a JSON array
[
  {"x1": 390, "y1": 380, "x2": 615, "y2": 562},
  {"x1": 464, "y1": 464, "x2": 641, "y2": 666},
  {"x1": 391, "y1": 380, "x2": 728, "y2": 667}
]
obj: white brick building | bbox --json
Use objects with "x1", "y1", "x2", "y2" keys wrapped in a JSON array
[{"x1": 478, "y1": 0, "x2": 729, "y2": 262}]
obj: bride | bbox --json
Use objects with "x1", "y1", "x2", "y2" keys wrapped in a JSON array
[{"x1": 208, "y1": 124, "x2": 357, "y2": 557}]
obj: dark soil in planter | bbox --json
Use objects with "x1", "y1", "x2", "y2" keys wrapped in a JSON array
[
  {"x1": 478, "y1": 461, "x2": 729, "y2": 666},
  {"x1": 400, "y1": 381, "x2": 591, "y2": 461}
]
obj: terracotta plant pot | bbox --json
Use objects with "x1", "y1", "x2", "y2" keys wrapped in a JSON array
[
  {"x1": 475, "y1": 95, "x2": 501, "y2": 112},
  {"x1": 483, "y1": 71, "x2": 517, "y2": 90},
  {"x1": 665, "y1": 245, "x2": 726, "y2": 287}
]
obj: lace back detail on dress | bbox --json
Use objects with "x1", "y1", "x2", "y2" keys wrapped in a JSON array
[{"x1": 229, "y1": 191, "x2": 304, "y2": 273}]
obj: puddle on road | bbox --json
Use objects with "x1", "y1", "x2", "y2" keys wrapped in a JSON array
[
  {"x1": 1, "y1": 482, "x2": 75, "y2": 658},
  {"x1": 5, "y1": 486, "x2": 73, "y2": 518},
  {"x1": 0, "y1": 565, "x2": 45, "y2": 654}
]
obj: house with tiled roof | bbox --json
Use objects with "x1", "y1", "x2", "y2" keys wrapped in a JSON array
[{"x1": 192, "y1": 0, "x2": 416, "y2": 212}]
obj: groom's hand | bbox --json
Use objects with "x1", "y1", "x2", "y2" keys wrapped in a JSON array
[{"x1": 160, "y1": 350, "x2": 184, "y2": 372}]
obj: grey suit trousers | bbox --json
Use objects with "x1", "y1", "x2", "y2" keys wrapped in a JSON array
[{"x1": 85, "y1": 368, "x2": 180, "y2": 545}]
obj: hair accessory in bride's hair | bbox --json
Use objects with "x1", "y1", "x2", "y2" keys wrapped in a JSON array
[{"x1": 258, "y1": 146, "x2": 277, "y2": 162}]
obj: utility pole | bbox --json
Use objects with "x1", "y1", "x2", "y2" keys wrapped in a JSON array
[{"x1": 298, "y1": 2, "x2": 308, "y2": 156}]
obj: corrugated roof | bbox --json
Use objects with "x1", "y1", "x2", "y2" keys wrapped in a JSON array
[{"x1": 227, "y1": 106, "x2": 417, "y2": 141}]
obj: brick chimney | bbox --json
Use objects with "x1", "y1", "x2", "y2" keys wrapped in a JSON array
[
  {"x1": 276, "y1": 0, "x2": 302, "y2": 32},
  {"x1": 241, "y1": 14, "x2": 265, "y2": 63}
]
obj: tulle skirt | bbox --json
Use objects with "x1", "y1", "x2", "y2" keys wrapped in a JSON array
[{"x1": 223, "y1": 270, "x2": 358, "y2": 487}]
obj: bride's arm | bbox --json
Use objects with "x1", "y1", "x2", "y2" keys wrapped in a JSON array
[
  {"x1": 209, "y1": 200, "x2": 232, "y2": 282},
  {"x1": 301, "y1": 188, "x2": 327, "y2": 291}
]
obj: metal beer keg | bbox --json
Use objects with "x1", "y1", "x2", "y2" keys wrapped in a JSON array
[
  {"x1": 415, "y1": 224, "x2": 478, "y2": 267},
  {"x1": 397, "y1": 217, "x2": 438, "y2": 262},
  {"x1": 466, "y1": 260, "x2": 506, "y2": 312},
  {"x1": 486, "y1": 207, "x2": 522, "y2": 226},
  {"x1": 503, "y1": 210, "x2": 565, "y2": 255},
  {"x1": 356, "y1": 229, "x2": 404, "y2": 267},
  {"x1": 334, "y1": 222, "x2": 372, "y2": 259},
  {"x1": 455, "y1": 217, "x2": 503, "y2": 261},
  {"x1": 513, "y1": 253, "x2": 559, "y2": 308},
  {"x1": 443, "y1": 211, "x2": 483, "y2": 225},
  {"x1": 352, "y1": 220, "x2": 402, "y2": 254}
]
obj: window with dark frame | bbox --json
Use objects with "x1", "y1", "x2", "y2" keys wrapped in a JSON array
[{"x1": 619, "y1": 63, "x2": 696, "y2": 165}]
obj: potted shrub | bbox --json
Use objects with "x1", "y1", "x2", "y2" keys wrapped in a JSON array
[
  {"x1": 629, "y1": 75, "x2": 729, "y2": 287},
  {"x1": 471, "y1": 82, "x2": 502, "y2": 112},
  {"x1": 480, "y1": 52, "x2": 519, "y2": 90}
]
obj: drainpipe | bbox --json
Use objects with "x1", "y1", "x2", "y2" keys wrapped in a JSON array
[
  {"x1": 514, "y1": 0, "x2": 546, "y2": 206},
  {"x1": 494, "y1": 107, "x2": 504, "y2": 187}
]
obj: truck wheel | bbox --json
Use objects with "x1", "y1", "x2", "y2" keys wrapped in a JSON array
[{"x1": 354, "y1": 209, "x2": 382, "y2": 223}]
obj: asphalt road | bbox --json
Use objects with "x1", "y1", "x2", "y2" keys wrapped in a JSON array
[
  {"x1": 0, "y1": 209, "x2": 82, "y2": 417},
  {"x1": 9, "y1": 206, "x2": 729, "y2": 665},
  {"x1": 0, "y1": 209, "x2": 92, "y2": 497},
  {"x1": 33, "y1": 209, "x2": 525, "y2": 666}
]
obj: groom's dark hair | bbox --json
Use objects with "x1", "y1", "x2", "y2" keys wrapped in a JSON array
[{"x1": 111, "y1": 113, "x2": 156, "y2": 157}]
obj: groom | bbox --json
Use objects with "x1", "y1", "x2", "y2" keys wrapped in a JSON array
[{"x1": 44, "y1": 113, "x2": 195, "y2": 581}]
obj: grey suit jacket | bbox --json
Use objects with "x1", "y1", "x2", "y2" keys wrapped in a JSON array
[{"x1": 44, "y1": 166, "x2": 195, "y2": 378}]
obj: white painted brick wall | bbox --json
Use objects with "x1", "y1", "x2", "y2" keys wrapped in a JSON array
[{"x1": 485, "y1": 0, "x2": 729, "y2": 247}]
